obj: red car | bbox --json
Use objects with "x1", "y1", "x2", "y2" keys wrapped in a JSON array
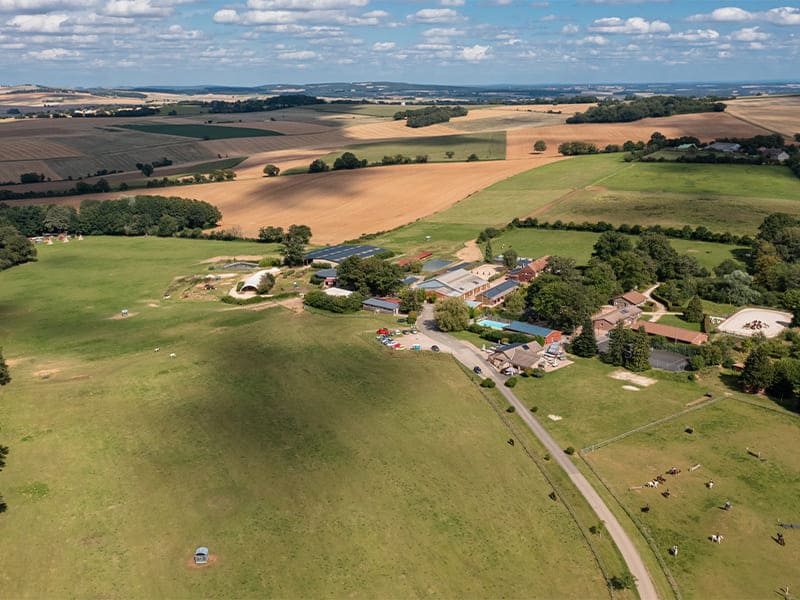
[{"x1": 376, "y1": 328, "x2": 390, "y2": 335}]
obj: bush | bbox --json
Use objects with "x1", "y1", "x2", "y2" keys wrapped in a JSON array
[
  {"x1": 532, "y1": 368, "x2": 546, "y2": 378},
  {"x1": 504, "y1": 377, "x2": 518, "y2": 388},
  {"x1": 308, "y1": 159, "x2": 329, "y2": 173},
  {"x1": 259, "y1": 257, "x2": 282, "y2": 267},
  {"x1": 505, "y1": 405, "x2": 515, "y2": 413},
  {"x1": 220, "y1": 294, "x2": 269, "y2": 305},
  {"x1": 235, "y1": 281, "x2": 244, "y2": 292},
  {"x1": 263, "y1": 164, "x2": 280, "y2": 177},
  {"x1": 564, "y1": 446, "x2": 575, "y2": 455},
  {"x1": 530, "y1": 405, "x2": 538, "y2": 413},
  {"x1": 543, "y1": 452, "x2": 550, "y2": 461},
  {"x1": 466, "y1": 153, "x2": 479, "y2": 162},
  {"x1": 608, "y1": 573, "x2": 636, "y2": 591},
  {"x1": 480, "y1": 378, "x2": 496, "y2": 388}
]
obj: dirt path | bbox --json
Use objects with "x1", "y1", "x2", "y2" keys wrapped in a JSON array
[
  {"x1": 416, "y1": 305, "x2": 659, "y2": 600},
  {"x1": 455, "y1": 240, "x2": 483, "y2": 262}
]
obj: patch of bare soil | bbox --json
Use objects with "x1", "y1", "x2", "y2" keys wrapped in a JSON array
[
  {"x1": 33, "y1": 369, "x2": 59, "y2": 378},
  {"x1": 456, "y1": 240, "x2": 483, "y2": 262},
  {"x1": 199, "y1": 255, "x2": 263, "y2": 264},
  {"x1": 609, "y1": 370, "x2": 657, "y2": 387},
  {"x1": 108, "y1": 311, "x2": 138, "y2": 320}
]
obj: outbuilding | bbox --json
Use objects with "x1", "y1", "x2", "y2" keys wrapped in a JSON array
[
  {"x1": 362, "y1": 297, "x2": 401, "y2": 315},
  {"x1": 503, "y1": 321, "x2": 562, "y2": 345}
]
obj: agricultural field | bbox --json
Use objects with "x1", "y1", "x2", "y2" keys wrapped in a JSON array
[
  {"x1": 286, "y1": 131, "x2": 506, "y2": 173},
  {"x1": 725, "y1": 94, "x2": 800, "y2": 138},
  {"x1": 0, "y1": 237, "x2": 609, "y2": 598},
  {"x1": 120, "y1": 123, "x2": 284, "y2": 140},
  {"x1": 586, "y1": 399, "x2": 800, "y2": 599}
]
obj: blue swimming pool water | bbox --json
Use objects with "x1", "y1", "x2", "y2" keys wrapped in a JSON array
[{"x1": 477, "y1": 319, "x2": 507, "y2": 330}]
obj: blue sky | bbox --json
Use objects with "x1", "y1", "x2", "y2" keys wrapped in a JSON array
[{"x1": 0, "y1": 0, "x2": 798, "y2": 86}]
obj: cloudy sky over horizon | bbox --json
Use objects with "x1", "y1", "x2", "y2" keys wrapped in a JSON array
[{"x1": 0, "y1": 0, "x2": 799, "y2": 87}]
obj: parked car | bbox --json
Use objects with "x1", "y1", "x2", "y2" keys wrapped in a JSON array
[
  {"x1": 431, "y1": 345, "x2": 440, "y2": 352},
  {"x1": 377, "y1": 328, "x2": 389, "y2": 335},
  {"x1": 473, "y1": 366, "x2": 483, "y2": 375}
]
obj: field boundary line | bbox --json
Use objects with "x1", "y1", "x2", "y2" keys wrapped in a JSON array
[
  {"x1": 731, "y1": 395, "x2": 800, "y2": 419},
  {"x1": 464, "y1": 368, "x2": 615, "y2": 599},
  {"x1": 579, "y1": 454, "x2": 682, "y2": 600},
  {"x1": 582, "y1": 395, "x2": 726, "y2": 453},
  {"x1": 724, "y1": 111, "x2": 783, "y2": 137}
]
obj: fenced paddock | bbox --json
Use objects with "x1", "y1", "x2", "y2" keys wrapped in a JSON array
[{"x1": 716, "y1": 307, "x2": 792, "y2": 339}]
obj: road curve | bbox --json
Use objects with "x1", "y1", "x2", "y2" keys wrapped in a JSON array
[{"x1": 418, "y1": 305, "x2": 659, "y2": 600}]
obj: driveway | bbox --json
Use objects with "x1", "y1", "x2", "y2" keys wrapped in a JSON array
[{"x1": 416, "y1": 304, "x2": 659, "y2": 600}]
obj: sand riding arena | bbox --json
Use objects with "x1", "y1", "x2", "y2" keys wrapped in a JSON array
[{"x1": 716, "y1": 307, "x2": 793, "y2": 338}]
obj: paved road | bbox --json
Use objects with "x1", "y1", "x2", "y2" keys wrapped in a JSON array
[
  {"x1": 418, "y1": 305, "x2": 659, "y2": 600},
  {"x1": 642, "y1": 283, "x2": 680, "y2": 323}
]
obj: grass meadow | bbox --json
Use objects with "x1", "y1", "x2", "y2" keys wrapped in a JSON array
[
  {"x1": 0, "y1": 237, "x2": 608, "y2": 598},
  {"x1": 120, "y1": 123, "x2": 283, "y2": 140}
]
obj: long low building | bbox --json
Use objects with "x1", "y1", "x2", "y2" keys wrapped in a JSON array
[
  {"x1": 477, "y1": 280, "x2": 519, "y2": 307},
  {"x1": 637, "y1": 321, "x2": 708, "y2": 345},
  {"x1": 503, "y1": 321, "x2": 562, "y2": 345},
  {"x1": 416, "y1": 268, "x2": 490, "y2": 300},
  {"x1": 304, "y1": 244, "x2": 387, "y2": 265}
]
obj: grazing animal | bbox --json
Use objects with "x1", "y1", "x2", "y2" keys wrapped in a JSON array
[
  {"x1": 154, "y1": 348, "x2": 160, "y2": 352},
  {"x1": 507, "y1": 438, "x2": 515, "y2": 446},
  {"x1": 169, "y1": 353, "x2": 176, "y2": 358},
  {"x1": 706, "y1": 480, "x2": 714, "y2": 489},
  {"x1": 641, "y1": 504, "x2": 650, "y2": 513},
  {"x1": 670, "y1": 545, "x2": 679, "y2": 556},
  {"x1": 710, "y1": 534, "x2": 724, "y2": 544},
  {"x1": 662, "y1": 489, "x2": 671, "y2": 499}
]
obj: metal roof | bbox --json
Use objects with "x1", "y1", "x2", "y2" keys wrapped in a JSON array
[
  {"x1": 483, "y1": 280, "x2": 519, "y2": 299},
  {"x1": 315, "y1": 268, "x2": 338, "y2": 278},
  {"x1": 504, "y1": 321, "x2": 557, "y2": 338},
  {"x1": 422, "y1": 259, "x2": 452, "y2": 272},
  {"x1": 304, "y1": 245, "x2": 386, "y2": 263},
  {"x1": 402, "y1": 275, "x2": 421, "y2": 286},
  {"x1": 363, "y1": 298, "x2": 401, "y2": 310}
]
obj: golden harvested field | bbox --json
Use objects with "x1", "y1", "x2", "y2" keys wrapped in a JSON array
[
  {"x1": 30, "y1": 157, "x2": 564, "y2": 244},
  {"x1": 505, "y1": 112, "x2": 770, "y2": 159},
  {"x1": 726, "y1": 95, "x2": 800, "y2": 138}
]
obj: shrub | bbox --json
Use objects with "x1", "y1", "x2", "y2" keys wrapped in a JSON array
[
  {"x1": 608, "y1": 573, "x2": 636, "y2": 591},
  {"x1": 480, "y1": 378, "x2": 496, "y2": 388},
  {"x1": 543, "y1": 452, "x2": 550, "y2": 461},
  {"x1": 504, "y1": 377, "x2": 518, "y2": 388},
  {"x1": 532, "y1": 368, "x2": 546, "y2": 378},
  {"x1": 221, "y1": 295, "x2": 268, "y2": 305},
  {"x1": 466, "y1": 153, "x2": 479, "y2": 162},
  {"x1": 506, "y1": 406, "x2": 515, "y2": 413},
  {"x1": 530, "y1": 405, "x2": 538, "y2": 413},
  {"x1": 235, "y1": 281, "x2": 244, "y2": 292},
  {"x1": 564, "y1": 446, "x2": 575, "y2": 455},
  {"x1": 263, "y1": 164, "x2": 280, "y2": 177},
  {"x1": 259, "y1": 257, "x2": 282, "y2": 267}
]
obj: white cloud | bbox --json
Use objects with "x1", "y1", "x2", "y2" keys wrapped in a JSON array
[
  {"x1": 749, "y1": 41, "x2": 765, "y2": 49},
  {"x1": 0, "y1": 0, "x2": 90, "y2": 13},
  {"x1": 157, "y1": 23, "x2": 202, "y2": 39},
  {"x1": 688, "y1": 7, "x2": 751, "y2": 22},
  {"x1": 213, "y1": 8, "x2": 239, "y2": 23},
  {"x1": 104, "y1": 0, "x2": 171, "y2": 17},
  {"x1": 439, "y1": 0, "x2": 463, "y2": 5},
  {"x1": 578, "y1": 34, "x2": 608, "y2": 45},
  {"x1": 667, "y1": 29, "x2": 719, "y2": 41},
  {"x1": 718, "y1": 50, "x2": 732, "y2": 58},
  {"x1": 278, "y1": 49, "x2": 316, "y2": 59},
  {"x1": 7, "y1": 12, "x2": 68, "y2": 31},
  {"x1": 247, "y1": 0, "x2": 368, "y2": 9},
  {"x1": 730, "y1": 26, "x2": 769, "y2": 41},
  {"x1": 762, "y1": 7, "x2": 800, "y2": 26},
  {"x1": 422, "y1": 26, "x2": 464, "y2": 36},
  {"x1": 27, "y1": 47, "x2": 79, "y2": 59},
  {"x1": 372, "y1": 41, "x2": 394, "y2": 50},
  {"x1": 407, "y1": 8, "x2": 463, "y2": 23},
  {"x1": 588, "y1": 16, "x2": 670, "y2": 34},
  {"x1": 690, "y1": 6, "x2": 800, "y2": 25},
  {"x1": 459, "y1": 43, "x2": 489, "y2": 60},
  {"x1": 561, "y1": 23, "x2": 578, "y2": 34},
  {"x1": 586, "y1": 0, "x2": 669, "y2": 3}
]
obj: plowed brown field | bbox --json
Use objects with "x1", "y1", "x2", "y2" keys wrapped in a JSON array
[
  {"x1": 725, "y1": 96, "x2": 800, "y2": 138},
  {"x1": 505, "y1": 112, "x2": 770, "y2": 159}
]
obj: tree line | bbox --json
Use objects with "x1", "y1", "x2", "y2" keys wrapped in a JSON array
[
  {"x1": 207, "y1": 95, "x2": 324, "y2": 113},
  {"x1": 393, "y1": 105, "x2": 468, "y2": 128},
  {"x1": 566, "y1": 95, "x2": 726, "y2": 124}
]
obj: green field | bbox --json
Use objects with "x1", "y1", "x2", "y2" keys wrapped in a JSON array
[
  {"x1": 120, "y1": 123, "x2": 283, "y2": 139},
  {"x1": 0, "y1": 238, "x2": 608, "y2": 598},
  {"x1": 587, "y1": 399, "x2": 800, "y2": 599},
  {"x1": 313, "y1": 131, "x2": 507, "y2": 165},
  {"x1": 173, "y1": 156, "x2": 246, "y2": 174},
  {"x1": 157, "y1": 103, "x2": 209, "y2": 116},
  {"x1": 305, "y1": 103, "x2": 435, "y2": 118}
]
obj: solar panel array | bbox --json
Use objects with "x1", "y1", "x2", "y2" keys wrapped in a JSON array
[{"x1": 304, "y1": 245, "x2": 387, "y2": 263}]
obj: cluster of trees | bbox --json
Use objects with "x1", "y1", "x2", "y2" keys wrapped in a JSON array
[
  {"x1": 0, "y1": 196, "x2": 221, "y2": 237},
  {"x1": 303, "y1": 289, "x2": 363, "y2": 313},
  {"x1": 0, "y1": 224, "x2": 37, "y2": 271},
  {"x1": 741, "y1": 342, "x2": 800, "y2": 409},
  {"x1": 20, "y1": 172, "x2": 46, "y2": 184},
  {"x1": 333, "y1": 152, "x2": 367, "y2": 170},
  {"x1": 135, "y1": 157, "x2": 173, "y2": 177},
  {"x1": 380, "y1": 154, "x2": 429, "y2": 165},
  {"x1": 0, "y1": 178, "x2": 112, "y2": 201},
  {"x1": 434, "y1": 297, "x2": 470, "y2": 331},
  {"x1": 307, "y1": 151, "x2": 434, "y2": 173},
  {"x1": 267, "y1": 224, "x2": 312, "y2": 266},
  {"x1": 207, "y1": 95, "x2": 323, "y2": 113},
  {"x1": 566, "y1": 96, "x2": 726, "y2": 124},
  {"x1": 603, "y1": 323, "x2": 652, "y2": 372},
  {"x1": 393, "y1": 105, "x2": 468, "y2": 128},
  {"x1": 336, "y1": 255, "x2": 403, "y2": 297},
  {"x1": 558, "y1": 141, "x2": 599, "y2": 156}
]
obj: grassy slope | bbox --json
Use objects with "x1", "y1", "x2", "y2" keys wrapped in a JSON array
[
  {"x1": 120, "y1": 123, "x2": 283, "y2": 139},
  {"x1": 0, "y1": 238, "x2": 606, "y2": 598}
]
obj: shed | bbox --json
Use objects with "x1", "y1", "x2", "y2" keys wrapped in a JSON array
[
  {"x1": 637, "y1": 321, "x2": 708, "y2": 345},
  {"x1": 503, "y1": 321, "x2": 562, "y2": 345},
  {"x1": 194, "y1": 547, "x2": 209, "y2": 565},
  {"x1": 363, "y1": 297, "x2": 401, "y2": 315}
]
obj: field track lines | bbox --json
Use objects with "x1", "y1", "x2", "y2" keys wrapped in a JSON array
[{"x1": 724, "y1": 111, "x2": 784, "y2": 137}]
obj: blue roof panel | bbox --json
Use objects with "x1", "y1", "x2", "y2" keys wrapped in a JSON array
[
  {"x1": 304, "y1": 245, "x2": 386, "y2": 262},
  {"x1": 422, "y1": 259, "x2": 452, "y2": 272},
  {"x1": 483, "y1": 280, "x2": 519, "y2": 299},
  {"x1": 504, "y1": 321, "x2": 556, "y2": 338},
  {"x1": 363, "y1": 298, "x2": 401, "y2": 310}
]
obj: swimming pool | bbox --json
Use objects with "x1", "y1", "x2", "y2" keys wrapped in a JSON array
[{"x1": 477, "y1": 319, "x2": 508, "y2": 330}]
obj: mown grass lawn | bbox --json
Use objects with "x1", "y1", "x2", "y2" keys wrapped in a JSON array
[
  {"x1": 586, "y1": 399, "x2": 800, "y2": 599},
  {"x1": 0, "y1": 237, "x2": 608, "y2": 598}
]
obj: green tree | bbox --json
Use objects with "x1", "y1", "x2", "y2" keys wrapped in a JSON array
[
  {"x1": 628, "y1": 326, "x2": 651, "y2": 372},
  {"x1": 527, "y1": 279, "x2": 600, "y2": 331},
  {"x1": 434, "y1": 297, "x2": 469, "y2": 332},
  {"x1": 609, "y1": 251, "x2": 656, "y2": 291},
  {"x1": 156, "y1": 214, "x2": 179, "y2": 237},
  {"x1": 533, "y1": 140, "x2": 547, "y2": 152},
  {"x1": 263, "y1": 164, "x2": 280, "y2": 177},
  {"x1": 593, "y1": 230, "x2": 632, "y2": 261},
  {"x1": 782, "y1": 289, "x2": 800, "y2": 326},
  {"x1": 502, "y1": 289, "x2": 526, "y2": 317},
  {"x1": 280, "y1": 233, "x2": 306, "y2": 267},
  {"x1": 0, "y1": 349, "x2": 9, "y2": 386},
  {"x1": 466, "y1": 153, "x2": 479, "y2": 162},
  {"x1": 742, "y1": 345, "x2": 775, "y2": 392},
  {"x1": 257, "y1": 272, "x2": 275, "y2": 294},
  {"x1": 0, "y1": 225, "x2": 37, "y2": 272},
  {"x1": 683, "y1": 295, "x2": 704, "y2": 323},
  {"x1": 258, "y1": 226, "x2": 284, "y2": 243},
  {"x1": 337, "y1": 256, "x2": 402, "y2": 297},
  {"x1": 571, "y1": 320, "x2": 598, "y2": 358},
  {"x1": 287, "y1": 224, "x2": 312, "y2": 244},
  {"x1": 399, "y1": 287, "x2": 426, "y2": 313},
  {"x1": 43, "y1": 205, "x2": 73, "y2": 232},
  {"x1": 483, "y1": 238, "x2": 494, "y2": 263},
  {"x1": 332, "y1": 152, "x2": 367, "y2": 170},
  {"x1": 609, "y1": 572, "x2": 636, "y2": 591},
  {"x1": 604, "y1": 321, "x2": 626, "y2": 366},
  {"x1": 502, "y1": 248, "x2": 518, "y2": 269},
  {"x1": 140, "y1": 163, "x2": 154, "y2": 177},
  {"x1": 308, "y1": 159, "x2": 329, "y2": 173}
]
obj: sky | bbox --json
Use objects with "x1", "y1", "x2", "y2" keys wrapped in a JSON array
[{"x1": 0, "y1": 0, "x2": 798, "y2": 87}]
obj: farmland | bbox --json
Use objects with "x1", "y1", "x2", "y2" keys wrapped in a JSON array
[
  {"x1": 0, "y1": 237, "x2": 608, "y2": 598},
  {"x1": 120, "y1": 123, "x2": 284, "y2": 139}
]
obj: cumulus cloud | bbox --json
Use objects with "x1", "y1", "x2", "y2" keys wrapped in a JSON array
[
  {"x1": 372, "y1": 41, "x2": 394, "y2": 50},
  {"x1": 213, "y1": 8, "x2": 239, "y2": 23},
  {"x1": 7, "y1": 12, "x2": 68, "y2": 31},
  {"x1": 588, "y1": 16, "x2": 670, "y2": 34},
  {"x1": 247, "y1": 0, "x2": 368, "y2": 9},
  {"x1": 578, "y1": 34, "x2": 608, "y2": 44},
  {"x1": 730, "y1": 26, "x2": 770, "y2": 41},
  {"x1": 157, "y1": 23, "x2": 203, "y2": 39},
  {"x1": 439, "y1": 0, "x2": 463, "y2": 5},
  {"x1": 561, "y1": 23, "x2": 579, "y2": 34},
  {"x1": 0, "y1": 0, "x2": 90, "y2": 13},
  {"x1": 689, "y1": 6, "x2": 800, "y2": 26},
  {"x1": 586, "y1": 0, "x2": 669, "y2": 3},
  {"x1": 27, "y1": 47, "x2": 79, "y2": 59},
  {"x1": 667, "y1": 28, "x2": 719, "y2": 42},
  {"x1": 278, "y1": 49, "x2": 316, "y2": 59},
  {"x1": 104, "y1": 0, "x2": 171, "y2": 17},
  {"x1": 459, "y1": 43, "x2": 489, "y2": 60},
  {"x1": 407, "y1": 8, "x2": 463, "y2": 23},
  {"x1": 422, "y1": 26, "x2": 464, "y2": 36}
]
